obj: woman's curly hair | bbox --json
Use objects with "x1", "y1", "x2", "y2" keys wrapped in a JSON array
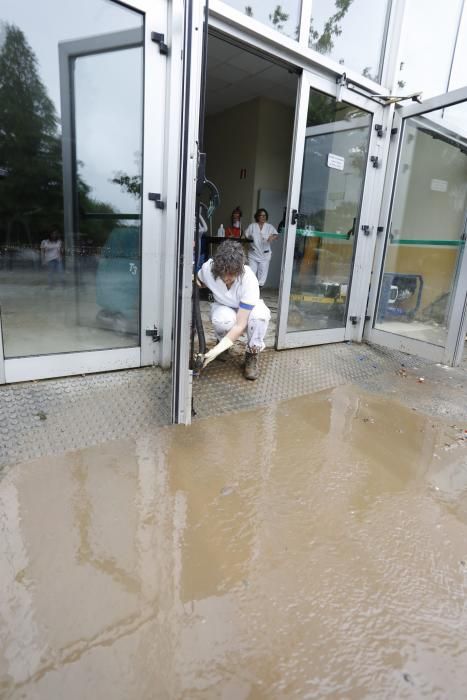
[{"x1": 211, "y1": 239, "x2": 245, "y2": 280}]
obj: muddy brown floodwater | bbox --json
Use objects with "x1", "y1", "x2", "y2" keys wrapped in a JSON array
[{"x1": 1, "y1": 386, "x2": 467, "y2": 699}]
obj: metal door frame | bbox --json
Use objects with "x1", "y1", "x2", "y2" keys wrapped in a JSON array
[
  {"x1": 1, "y1": 0, "x2": 171, "y2": 384},
  {"x1": 276, "y1": 71, "x2": 388, "y2": 349},
  {"x1": 365, "y1": 86, "x2": 467, "y2": 365}
]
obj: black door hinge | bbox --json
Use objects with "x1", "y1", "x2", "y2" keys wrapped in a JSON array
[
  {"x1": 374, "y1": 124, "x2": 384, "y2": 137},
  {"x1": 377, "y1": 226, "x2": 384, "y2": 235},
  {"x1": 145, "y1": 326, "x2": 161, "y2": 342},
  {"x1": 148, "y1": 192, "x2": 165, "y2": 210},
  {"x1": 349, "y1": 316, "x2": 359, "y2": 325},
  {"x1": 370, "y1": 155, "x2": 379, "y2": 168},
  {"x1": 361, "y1": 225, "x2": 371, "y2": 236},
  {"x1": 151, "y1": 32, "x2": 168, "y2": 55}
]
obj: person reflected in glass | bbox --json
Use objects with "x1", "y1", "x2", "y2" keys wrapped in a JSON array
[
  {"x1": 244, "y1": 208, "x2": 279, "y2": 287},
  {"x1": 225, "y1": 206, "x2": 243, "y2": 238},
  {"x1": 40, "y1": 229, "x2": 64, "y2": 288}
]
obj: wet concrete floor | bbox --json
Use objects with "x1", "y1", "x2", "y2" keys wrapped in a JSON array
[{"x1": 1, "y1": 385, "x2": 467, "y2": 699}]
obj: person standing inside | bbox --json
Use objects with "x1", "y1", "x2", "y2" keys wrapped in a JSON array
[
  {"x1": 197, "y1": 239, "x2": 271, "y2": 380},
  {"x1": 40, "y1": 229, "x2": 63, "y2": 287},
  {"x1": 225, "y1": 206, "x2": 243, "y2": 238},
  {"x1": 244, "y1": 208, "x2": 279, "y2": 287}
]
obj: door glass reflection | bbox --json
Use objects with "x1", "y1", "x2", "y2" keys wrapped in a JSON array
[
  {"x1": 219, "y1": 0, "x2": 301, "y2": 40},
  {"x1": 0, "y1": 0, "x2": 143, "y2": 358},
  {"x1": 375, "y1": 105, "x2": 467, "y2": 347},
  {"x1": 309, "y1": 0, "x2": 390, "y2": 81},
  {"x1": 287, "y1": 90, "x2": 371, "y2": 333}
]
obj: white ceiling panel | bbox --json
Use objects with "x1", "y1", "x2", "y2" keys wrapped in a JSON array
[{"x1": 206, "y1": 34, "x2": 297, "y2": 114}]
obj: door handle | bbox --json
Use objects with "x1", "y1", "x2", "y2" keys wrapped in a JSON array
[{"x1": 291, "y1": 209, "x2": 299, "y2": 225}]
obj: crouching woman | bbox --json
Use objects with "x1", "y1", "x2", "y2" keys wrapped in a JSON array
[{"x1": 197, "y1": 240, "x2": 270, "y2": 380}]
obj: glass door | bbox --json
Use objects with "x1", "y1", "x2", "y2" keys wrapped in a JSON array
[
  {"x1": 0, "y1": 0, "x2": 168, "y2": 383},
  {"x1": 368, "y1": 89, "x2": 467, "y2": 365},
  {"x1": 277, "y1": 72, "x2": 384, "y2": 349}
]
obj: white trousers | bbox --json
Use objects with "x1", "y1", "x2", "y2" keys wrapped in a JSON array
[
  {"x1": 248, "y1": 254, "x2": 271, "y2": 287},
  {"x1": 211, "y1": 300, "x2": 271, "y2": 351}
]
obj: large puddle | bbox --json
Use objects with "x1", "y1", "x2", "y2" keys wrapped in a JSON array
[{"x1": 1, "y1": 386, "x2": 467, "y2": 699}]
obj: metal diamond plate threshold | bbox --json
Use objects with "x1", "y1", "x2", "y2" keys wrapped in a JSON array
[
  {"x1": 0, "y1": 366, "x2": 171, "y2": 470},
  {"x1": 1, "y1": 342, "x2": 466, "y2": 471},
  {"x1": 192, "y1": 342, "x2": 467, "y2": 424}
]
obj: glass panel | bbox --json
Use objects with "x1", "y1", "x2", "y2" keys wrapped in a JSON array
[
  {"x1": 449, "y1": 1, "x2": 467, "y2": 90},
  {"x1": 219, "y1": 0, "x2": 301, "y2": 40},
  {"x1": 0, "y1": 0, "x2": 143, "y2": 358},
  {"x1": 395, "y1": 0, "x2": 463, "y2": 98},
  {"x1": 309, "y1": 0, "x2": 390, "y2": 82},
  {"x1": 287, "y1": 90, "x2": 371, "y2": 333},
  {"x1": 375, "y1": 102, "x2": 467, "y2": 347}
]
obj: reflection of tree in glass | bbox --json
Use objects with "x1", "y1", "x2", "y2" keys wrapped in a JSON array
[
  {"x1": 307, "y1": 91, "x2": 362, "y2": 127},
  {"x1": 309, "y1": 0, "x2": 354, "y2": 54},
  {"x1": 0, "y1": 22, "x2": 117, "y2": 250},
  {"x1": 111, "y1": 152, "x2": 142, "y2": 199},
  {"x1": 362, "y1": 66, "x2": 378, "y2": 82},
  {"x1": 308, "y1": 1, "x2": 378, "y2": 81},
  {"x1": 243, "y1": 4, "x2": 290, "y2": 32},
  {"x1": 269, "y1": 5, "x2": 289, "y2": 31}
]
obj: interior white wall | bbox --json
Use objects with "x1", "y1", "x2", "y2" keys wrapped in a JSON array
[{"x1": 204, "y1": 99, "x2": 259, "y2": 233}]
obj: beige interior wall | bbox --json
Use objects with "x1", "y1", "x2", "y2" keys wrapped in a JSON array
[
  {"x1": 385, "y1": 246, "x2": 459, "y2": 310},
  {"x1": 205, "y1": 97, "x2": 294, "y2": 232},
  {"x1": 204, "y1": 100, "x2": 260, "y2": 233},
  {"x1": 253, "y1": 98, "x2": 294, "y2": 216},
  {"x1": 204, "y1": 97, "x2": 294, "y2": 288}
]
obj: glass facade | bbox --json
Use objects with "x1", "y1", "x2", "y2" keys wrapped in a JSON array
[
  {"x1": 0, "y1": 0, "x2": 465, "y2": 384},
  {"x1": 287, "y1": 90, "x2": 371, "y2": 333},
  {"x1": 395, "y1": 0, "x2": 465, "y2": 98},
  {"x1": 0, "y1": 0, "x2": 143, "y2": 358},
  {"x1": 309, "y1": 0, "x2": 390, "y2": 81},
  {"x1": 219, "y1": 0, "x2": 301, "y2": 40},
  {"x1": 375, "y1": 103, "x2": 467, "y2": 347},
  {"x1": 449, "y1": 1, "x2": 467, "y2": 90}
]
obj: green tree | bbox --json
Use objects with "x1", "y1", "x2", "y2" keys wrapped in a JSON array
[
  {"x1": 309, "y1": 0, "x2": 354, "y2": 55},
  {"x1": 0, "y1": 22, "x2": 117, "y2": 248},
  {"x1": 0, "y1": 22, "x2": 63, "y2": 242},
  {"x1": 269, "y1": 5, "x2": 289, "y2": 31}
]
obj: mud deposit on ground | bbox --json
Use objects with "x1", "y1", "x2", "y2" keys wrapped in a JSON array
[{"x1": 1, "y1": 386, "x2": 467, "y2": 699}]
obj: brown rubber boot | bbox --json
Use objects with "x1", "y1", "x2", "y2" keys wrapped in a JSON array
[{"x1": 244, "y1": 351, "x2": 259, "y2": 380}]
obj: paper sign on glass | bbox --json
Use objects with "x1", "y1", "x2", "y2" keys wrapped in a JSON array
[
  {"x1": 430, "y1": 179, "x2": 448, "y2": 192},
  {"x1": 327, "y1": 153, "x2": 345, "y2": 171}
]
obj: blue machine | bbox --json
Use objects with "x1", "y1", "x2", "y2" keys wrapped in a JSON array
[
  {"x1": 95, "y1": 226, "x2": 140, "y2": 334},
  {"x1": 377, "y1": 273, "x2": 424, "y2": 322}
]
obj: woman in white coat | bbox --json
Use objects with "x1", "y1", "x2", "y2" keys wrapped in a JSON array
[{"x1": 244, "y1": 208, "x2": 279, "y2": 287}]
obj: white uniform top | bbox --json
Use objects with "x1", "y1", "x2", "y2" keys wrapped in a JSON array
[
  {"x1": 40, "y1": 239, "x2": 62, "y2": 263},
  {"x1": 244, "y1": 222, "x2": 278, "y2": 261},
  {"x1": 198, "y1": 259, "x2": 260, "y2": 311}
]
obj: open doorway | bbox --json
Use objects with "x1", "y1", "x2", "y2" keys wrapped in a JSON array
[{"x1": 201, "y1": 33, "x2": 298, "y2": 349}]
